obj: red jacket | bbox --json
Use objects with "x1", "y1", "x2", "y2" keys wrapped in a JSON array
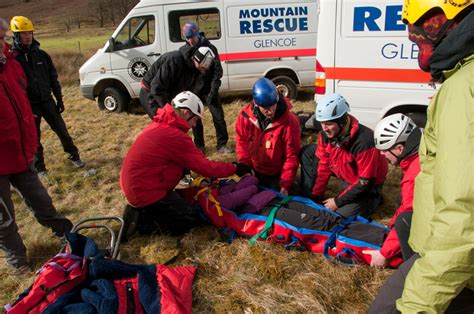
[
  {"x1": 235, "y1": 97, "x2": 300, "y2": 190},
  {"x1": 0, "y1": 46, "x2": 37, "y2": 176},
  {"x1": 120, "y1": 104, "x2": 236, "y2": 208},
  {"x1": 312, "y1": 115, "x2": 387, "y2": 206},
  {"x1": 380, "y1": 154, "x2": 420, "y2": 259}
]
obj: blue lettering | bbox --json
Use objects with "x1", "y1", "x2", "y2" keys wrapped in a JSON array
[
  {"x1": 252, "y1": 19, "x2": 262, "y2": 33},
  {"x1": 239, "y1": 10, "x2": 250, "y2": 19},
  {"x1": 353, "y1": 6, "x2": 382, "y2": 31},
  {"x1": 399, "y1": 43, "x2": 408, "y2": 59},
  {"x1": 411, "y1": 43, "x2": 419, "y2": 59},
  {"x1": 274, "y1": 18, "x2": 284, "y2": 32},
  {"x1": 300, "y1": 6, "x2": 308, "y2": 16},
  {"x1": 385, "y1": 5, "x2": 406, "y2": 31},
  {"x1": 285, "y1": 18, "x2": 298, "y2": 31},
  {"x1": 299, "y1": 17, "x2": 308, "y2": 31},
  {"x1": 381, "y1": 42, "x2": 419, "y2": 59},
  {"x1": 240, "y1": 21, "x2": 251, "y2": 34},
  {"x1": 251, "y1": 9, "x2": 260, "y2": 18},
  {"x1": 381, "y1": 43, "x2": 398, "y2": 59},
  {"x1": 270, "y1": 8, "x2": 279, "y2": 17},
  {"x1": 263, "y1": 19, "x2": 273, "y2": 33}
]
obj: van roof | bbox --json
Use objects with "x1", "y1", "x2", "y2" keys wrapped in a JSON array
[
  {"x1": 139, "y1": 0, "x2": 315, "y2": 4},
  {"x1": 139, "y1": 0, "x2": 217, "y2": 4}
]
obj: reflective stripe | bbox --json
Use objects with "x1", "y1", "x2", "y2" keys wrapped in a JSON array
[
  {"x1": 325, "y1": 67, "x2": 431, "y2": 83},
  {"x1": 219, "y1": 48, "x2": 316, "y2": 61}
]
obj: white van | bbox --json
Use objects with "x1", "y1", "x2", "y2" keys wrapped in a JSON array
[
  {"x1": 79, "y1": 0, "x2": 318, "y2": 112},
  {"x1": 314, "y1": 0, "x2": 437, "y2": 128}
]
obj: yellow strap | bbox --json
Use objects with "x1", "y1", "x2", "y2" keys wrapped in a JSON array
[{"x1": 194, "y1": 187, "x2": 223, "y2": 217}]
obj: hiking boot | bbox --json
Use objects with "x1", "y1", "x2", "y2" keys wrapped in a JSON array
[
  {"x1": 69, "y1": 156, "x2": 85, "y2": 168},
  {"x1": 217, "y1": 146, "x2": 235, "y2": 154},
  {"x1": 121, "y1": 205, "x2": 140, "y2": 243}
]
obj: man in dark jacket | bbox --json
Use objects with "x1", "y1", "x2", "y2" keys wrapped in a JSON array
[
  {"x1": 300, "y1": 93, "x2": 387, "y2": 218},
  {"x1": 10, "y1": 16, "x2": 84, "y2": 176},
  {"x1": 181, "y1": 22, "x2": 232, "y2": 154},
  {"x1": 0, "y1": 18, "x2": 72, "y2": 271},
  {"x1": 140, "y1": 45, "x2": 214, "y2": 119}
]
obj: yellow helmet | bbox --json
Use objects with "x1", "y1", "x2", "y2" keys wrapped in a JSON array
[
  {"x1": 402, "y1": 0, "x2": 473, "y2": 24},
  {"x1": 10, "y1": 16, "x2": 34, "y2": 32}
]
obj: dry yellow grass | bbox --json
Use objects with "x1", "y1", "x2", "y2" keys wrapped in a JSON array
[{"x1": 0, "y1": 86, "x2": 400, "y2": 312}]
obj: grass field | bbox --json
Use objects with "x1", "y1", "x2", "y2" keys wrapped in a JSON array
[
  {"x1": 0, "y1": 82, "x2": 401, "y2": 311},
  {"x1": 1, "y1": 2, "x2": 401, "y2": 309}
]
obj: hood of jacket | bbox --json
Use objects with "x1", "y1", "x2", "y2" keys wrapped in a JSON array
[
  {"x1": 152, "y1": 104, "x2": 190, "y2": 133},
  {"x1": 11, "y1": 37, "x2": 40, "y2": 53},
  {"x1": 430, "y1": 10, "x2": 474, "y2": 82},
  {"x1": 178, "y1": 44, "x2": 198, "y2": 70}
]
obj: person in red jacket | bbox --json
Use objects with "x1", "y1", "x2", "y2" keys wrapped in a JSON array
[
  {"x1": 362, "y1": 114, "x2": 421, "y2": 267},
  {"x1": 0, "y1": 18, "x2": 72, "y2": 271},
  {"x1": 235, "y1": 78, "x2": 300, "y2": 196},
  {"x1": 300, "y1": 93, "x2": 387, "y2": 217},
  {"x1": 120, "y1": 91, "x2": 250, "y2": 239}
]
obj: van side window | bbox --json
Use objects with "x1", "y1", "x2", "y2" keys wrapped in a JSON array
[
  {"x1": 114, "y1": 15, "x2": 155, "y2": 51},
  {"x1": 168, "y1": 8, "x2": 221, "y2": 42}
]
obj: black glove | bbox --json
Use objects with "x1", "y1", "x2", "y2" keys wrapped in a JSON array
[
  {"x1": 233, "y1": 162, "x2": 252, "y2": 177},
  {"x1": 310, "y1": 195, "x2": 324, "y2": 204},
  {"x1": 206, "y1": 90, "x2": 217, "y2": 105},
  {"x1": 56, "y1": 99, "x2": 65, "y2": 113}
]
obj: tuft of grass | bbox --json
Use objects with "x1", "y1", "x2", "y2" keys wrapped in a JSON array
[{"x1": 0, "y1": 87, "x2": 400, "y2": 312}]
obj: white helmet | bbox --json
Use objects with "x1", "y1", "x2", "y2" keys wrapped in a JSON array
[
  {"x1": 172, "y1": 91, "x2": 204, "y2": 118},
  {"x1": 374, "y1": 113, "x2": 417, "y2": 150},
  {"x1": 315, "y1": 93, "x2": 350, "y2": 122},
  {"x1": 192, "y1": 46, "x2": 215, "y2": 69}
]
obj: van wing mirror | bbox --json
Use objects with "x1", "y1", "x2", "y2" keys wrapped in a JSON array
[{"x1": 107, "y1": 37, "x2": 116, "y2": 52}]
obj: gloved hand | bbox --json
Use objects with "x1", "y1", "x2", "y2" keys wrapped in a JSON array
[
  {"x1": 56, "y1": 99, "x2": 65, "y2": 113},
  {"x1": 206, "y1": 90, "x2": 217, "y2": 105},
  {"x1": 233, "y1": 162, "x2": 253, "y2": 177}
]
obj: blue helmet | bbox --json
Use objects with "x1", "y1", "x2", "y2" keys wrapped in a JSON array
[
  {"x1": 315, "y1": 93, "x2": 350, "y2": 122},
  {"x1": 253, "y1": 78, "x2": 279, "y2": 108}
]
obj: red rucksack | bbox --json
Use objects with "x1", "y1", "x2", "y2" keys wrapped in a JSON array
[{"x1": 5, "y1": 253, "x2": 88, "y2": 314}]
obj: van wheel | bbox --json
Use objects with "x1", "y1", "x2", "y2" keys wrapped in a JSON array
[
  {"x1": 98, "y1": 87, "x2": 129, "y2": 113},
  {"x1": 272, "y1": 76, "x2": 298, "y2": 99},
  {"x1": 406, "y1": 112, "x2": 427, "y2": 128}
]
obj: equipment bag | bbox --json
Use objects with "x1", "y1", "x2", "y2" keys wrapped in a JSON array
[
  {"x1": 5, "y1": 253, "x2": 88, "y2": 314},
  {"x1": 6, "y1": 233, "x2": 197, "y2": 314}
]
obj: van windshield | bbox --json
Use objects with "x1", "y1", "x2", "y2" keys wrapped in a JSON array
[{"x1": 114, "y1": 15, "x2": 155, "y2": 51}]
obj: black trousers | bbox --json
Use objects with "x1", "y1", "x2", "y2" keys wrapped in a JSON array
[
  {"x1": 0, "y1": 167, "x2": 73, "y2": 268},
  {"x1": 135, "y1": 191, "x2": 201, "y2": 236},
  {"x1": 393, "y1": 212, "x2": 415, "y2": 261},
  {"x1": 299, "y1": 143, "x2": 382, "y2": 218},
  {"x1": 368, "y1": 254, "x2": 474, "y2": 313},
  {"x1": 192, "y1": 93, "x2": 229, "y2": 149},
  {"x1": 32, "y1": 99, "x2": 79, "y2": 171}
]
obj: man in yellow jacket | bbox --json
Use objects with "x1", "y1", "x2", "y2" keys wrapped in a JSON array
[{"x1": 369, "y1": 1, "x2": 474, "y2": 312}]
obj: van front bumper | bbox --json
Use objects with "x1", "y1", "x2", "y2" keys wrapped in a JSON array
[{"x1": 80, "y1": 85, "x2": 95, "y2": 100}]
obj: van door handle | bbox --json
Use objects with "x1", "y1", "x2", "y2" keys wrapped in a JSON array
[{"x1": 147, "y1": 52, "x2": 161, "y2": 57}]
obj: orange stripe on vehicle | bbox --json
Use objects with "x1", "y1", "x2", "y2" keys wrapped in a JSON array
[
  {"x1": 325, "y1": 67, "x2": 432, "y2": 83},
  {"x1": 220, "y1": 48, "x2": 316, "y2": 61}
]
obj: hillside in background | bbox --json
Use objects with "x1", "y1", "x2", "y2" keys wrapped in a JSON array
[{"x1": 2, "y1": 0, "x2": 137, "y2": 38}]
